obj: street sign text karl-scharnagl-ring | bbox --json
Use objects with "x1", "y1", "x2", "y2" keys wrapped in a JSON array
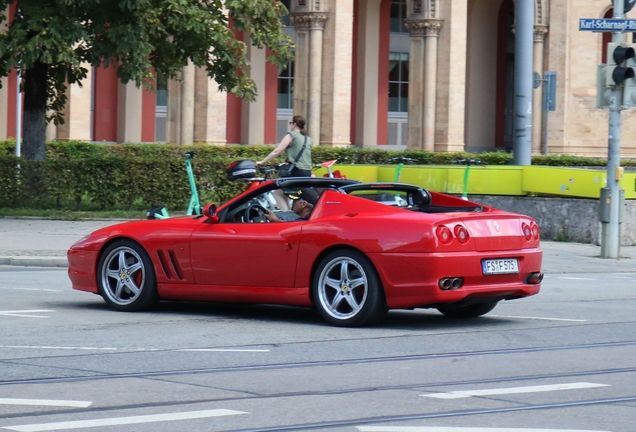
[{"x1": 579, "y1": 18, "x2": 636, "y2": 32}]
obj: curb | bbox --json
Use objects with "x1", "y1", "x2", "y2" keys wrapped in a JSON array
[{"x1": 0, "y1": 256, "x2": 68, "y2": 268}]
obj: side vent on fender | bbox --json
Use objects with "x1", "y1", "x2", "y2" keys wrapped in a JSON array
[
  {"x1": 157, "y1": 250, "x2": 172, "y2": 279},
  {"x1": 168, "y1": 251, "x2": 184, "y2": 280},
  {"x1": 157, "y1": 250, "x2": 184, "y2": 280}
]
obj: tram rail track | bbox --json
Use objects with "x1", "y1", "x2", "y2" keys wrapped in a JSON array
[
  {"x1": 1, "y1": 341, "x2": 636, "y2": 423},
  {"x1": 1, "y1": 339, "x2": 635, "y2": 386},
  {"x1": 221, "y1": 394, "x2": 636, "y2": 431}
]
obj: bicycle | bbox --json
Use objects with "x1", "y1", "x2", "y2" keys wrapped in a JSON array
[
  {"x1": 452, "y1": 158, "x2": 487, "y2": 200},
  {"x1": 313, "y1": 158, "x2": 347, "y2": 178},
  {"x1": 234, "y1": 162, "x2": 289, "y2": 210},
  {"x1": 387, "y1": 156, "x2": 417, "y2": 182}
]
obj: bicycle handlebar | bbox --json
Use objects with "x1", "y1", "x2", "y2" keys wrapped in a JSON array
[
  {"x1": 452, "y1": 159, "x2": 487, "y2": 166},
  {"x1": 388, "y1": 156, "x2": 417, "y2": 164}
]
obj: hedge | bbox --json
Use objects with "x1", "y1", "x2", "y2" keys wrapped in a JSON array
[{"x1": 0, "y1": 139, "x2": 631, "y2": 212}]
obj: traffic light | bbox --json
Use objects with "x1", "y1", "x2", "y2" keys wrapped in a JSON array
[
  {"x1": 623, "y1": 52, "x2": 636, "y2": 106},
  {"x1": 597, "y1": 65, "x2": 612, "y2": 108},
  {"x1": 606, "y1": 42, "x2": 636, "y2": 86}
]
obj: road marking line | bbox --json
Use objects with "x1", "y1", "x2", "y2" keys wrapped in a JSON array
[
  {"x1": 0, "y1": 310, "x2": 55, "y2": 318},
  {"x1": 489, "y1": 315, "x2": 587, "y2": 322},
  {"x1": 0, "y1": 399, "x2": 92, "y2": 408},
  {"x1": 0, "y1": 346, "x2": 267, "y2": 352},
  {"x1": 0, "y1": 310, "x2": 55, "y2": 314},
  {"x1": 0, "y1": 346, "x2": 117, "y2": 351},
  {"x1": 357, "y1": 427, "x2": 612, "y2": 431},
  {"x1": 422, "y1": 382, "x2": 609, "y2": 399},
  {"x1": 178, "y1": 349, "x2": 270, "y2": 352},
  {"x1": 558, "y1": 277, "x2": 597, "y2": 280},
  {"x1": 1, "y1": 288, "x2": 62, "y2": 292},
  {"x1": 2, "y1": 409, "x2": 247, "y2": 431}
]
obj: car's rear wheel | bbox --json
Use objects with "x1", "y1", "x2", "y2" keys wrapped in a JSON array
[
  {"x1": 436, "y1": 300, "x2": 499, "y2": 318},
  {"x1": 313, "y1": 249, "x2": 387, "y2": 327},
  {"x1": 97, "y1": 240, "x2": 159, "y2": 311}
]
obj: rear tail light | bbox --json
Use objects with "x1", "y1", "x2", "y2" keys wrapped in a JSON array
[
  {"x1": 531, "y1": 223, "x2": 540, "y2": 240},
  {"x1": 436, "y1": 226, "x2": 453, "y2": 244},
  {"x1": 522, "y1": 222, "x2": 532, "y2": 240},
  {"x1": 454, "y1": 225, "x2": 470, "y2": 243}
]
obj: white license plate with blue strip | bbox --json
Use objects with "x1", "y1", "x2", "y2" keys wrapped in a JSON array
[{"x1": 482, "y1": 258, "x2": 519, "y2": 275}]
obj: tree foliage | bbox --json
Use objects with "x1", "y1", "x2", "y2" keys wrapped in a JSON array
[{"x1": 0, "y1": 0, "x2": 294, "y2": 159}]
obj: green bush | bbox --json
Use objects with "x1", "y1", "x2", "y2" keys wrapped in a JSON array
[{"x1": 0, "y1": 139, "x2": 631, "y2": 212}]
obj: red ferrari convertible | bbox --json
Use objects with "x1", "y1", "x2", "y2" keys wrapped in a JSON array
[{"x1": 68, "y1": 176, "x2": 543, "y2": 327}]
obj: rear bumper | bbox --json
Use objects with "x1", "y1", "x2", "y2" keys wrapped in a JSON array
[
  {"x1": 369, "y1": 248, "x2": 542, "y2": 308},
  {"x1": 67, "y1": 249, "x2": 99, "y2": 293}
]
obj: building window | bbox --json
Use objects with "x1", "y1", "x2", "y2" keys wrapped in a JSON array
[
  {"x1": 390, "y1": 0, "x2": 407, "y2": 33},
  {"x1": 388, "y1": 52, "x2": 408, "y2": 112},
  {"x1": 278, "y1": 59, "x2": 294, "y2": 109},
  {"x1": 281, "y1": 0, "x2": 291, "y2": 27},
  {"x1": 155, "y1": 74, "x2": 167, "y2": 142}
]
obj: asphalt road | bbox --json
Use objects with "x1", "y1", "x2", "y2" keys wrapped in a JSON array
[{"x1": 0, "y1": 264, "x2": 634, "y2": 432}]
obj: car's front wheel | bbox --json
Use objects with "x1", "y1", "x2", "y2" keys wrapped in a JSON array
[
  {"x1": 97, "y1": 240, "x2": 159, "y2": 311},
  {"x1": 313, "y1": 249, "x2": 387, "y2": 327},
  {"x1": 436, "y1": 300, "x2": 499, "y2": 318}
]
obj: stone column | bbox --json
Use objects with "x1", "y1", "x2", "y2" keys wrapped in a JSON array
[
  {"x1": 166, "y1": 77, "x2": 181, "y2": 144},
  {"x1": 291, "y1": 20, "x2": 310, "y2": 121},
  {"x1": 320, "y1": 0, "x2": 354, "y2": 147},
  {"x1": 355, "y1": 0, "x2": 382, "y2": 147},
  {"x1": 45, "y1": 110, "x2": 57, "y2": 141},
  {"x1": 533, "y1": 25, "x2": 548, "y2": 155},
  {"x1": 406, "y1": 18, "x2": 442, "y2": 151},
  {"x1": 0, "y1": 75, "x2": 7, "y2": 139},
  {"x1": 0, "y1": 7, "x2": 8, "y2": 139},
  {"x1": 194, "y1": 67, "x2": 227, "y2": 144},
  {"x1": 435, "y1": 0, "x2": 467, "y2": 152},
  {"x1": 241, "y1": 39, "x2": 267, "y2": 145},
  {"x1": 405, "y1": 19, "x2": 425, "y2": 150},
  {"x1": 423, "y1": 20, "x2": 442, "y2": 151},
  {"x1": 57, "y1": 67, "x2": 93, "y2": 141},
  {"x1": 291, "y1": 10, "x2": 328, "y2": 140},
  {"x1": 180, "y1": 61, "x2": 195, "y2": 145},
  {"x1": 116, "y1": 80, "x2": 142, "y2": 143}
]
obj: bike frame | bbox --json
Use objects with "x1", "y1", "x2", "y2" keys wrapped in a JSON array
[{"x1": 315, "y1": 159, "x2": 345, "y2": 178}]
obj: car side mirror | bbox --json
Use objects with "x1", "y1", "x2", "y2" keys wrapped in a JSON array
[{"x1": 203, "y1": 203, "x2": 219, "y2": 223}]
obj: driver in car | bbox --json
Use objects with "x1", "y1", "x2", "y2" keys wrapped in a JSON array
[{"x1": 263, "y1": 188, "x2": 319, "y2": 222}]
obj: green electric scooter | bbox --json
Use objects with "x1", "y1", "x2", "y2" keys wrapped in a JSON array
[
  {"x1": 147, "y1": 151, "x2": 201, "y2": 220},
  {"x1": 452, "y1": 158, "x2": 487, "y2": 200}
]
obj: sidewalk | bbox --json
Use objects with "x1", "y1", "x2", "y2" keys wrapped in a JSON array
[{"x1": 0, "y1": 217, "x2": 635, "y2": 273}]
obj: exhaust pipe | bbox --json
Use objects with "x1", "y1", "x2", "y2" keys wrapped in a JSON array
[
  {"x1": 438, "y1": 277, "x2": 464, "y2": 290},
  {"x1": 526, "y1": 272, "x2": 544, "y2": 285}
]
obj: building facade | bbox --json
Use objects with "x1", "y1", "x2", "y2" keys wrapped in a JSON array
[{"x1": 1, "y1": 0, "x2": 636, "y2": 158}]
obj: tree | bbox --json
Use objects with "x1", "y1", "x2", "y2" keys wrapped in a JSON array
[{"x1": 0, "y1": 0, "x2": 294, "y2": 160}]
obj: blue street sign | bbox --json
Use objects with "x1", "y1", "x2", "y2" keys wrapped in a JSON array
[{"x1": 579, "y1": 18, "x2": 636, "y2": 32}]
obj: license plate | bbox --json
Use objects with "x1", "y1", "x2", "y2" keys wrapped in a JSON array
[{"x1": 482, "y1": 258, "x2": 519, "y2": 275}]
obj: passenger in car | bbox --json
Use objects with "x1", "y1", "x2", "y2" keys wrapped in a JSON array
[{"x1": 264, "y1": 188, "x2": 319, "y2": 222}]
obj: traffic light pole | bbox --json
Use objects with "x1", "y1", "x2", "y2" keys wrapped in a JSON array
[
  {"x1": 512, "y1": 0, "x2": 534, "y2": 166},
  {"x1": 603, "y1": 0, "x2": 625, "y2": 259}
]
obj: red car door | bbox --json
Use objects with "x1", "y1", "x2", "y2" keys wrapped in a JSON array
[{"x1": 189, "y1": 221, "x2": 303, "y2": 288}]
